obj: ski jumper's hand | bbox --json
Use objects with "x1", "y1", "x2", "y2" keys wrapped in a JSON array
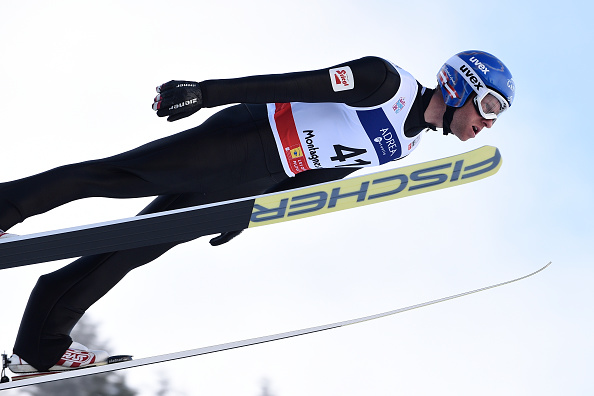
[
  {"x1": 209, "y1": 230, "x2": 244, "y2": 246},
  {"x1": 152, "y1": 80, "x2": 203, "y2": 122}
]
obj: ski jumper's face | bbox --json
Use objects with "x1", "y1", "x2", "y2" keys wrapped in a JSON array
[{"x1": 449, "y1": 93, "x2": 495, "y2": 141}]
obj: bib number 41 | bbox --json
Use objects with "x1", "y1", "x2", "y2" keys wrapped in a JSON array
[{"x1": 330, "y1": 145, "x2": 372, "y2": 167}]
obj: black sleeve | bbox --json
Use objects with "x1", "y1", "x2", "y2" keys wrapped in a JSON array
[{"x1": 199, "y1": 57, "x2": 401, "y2": 109}]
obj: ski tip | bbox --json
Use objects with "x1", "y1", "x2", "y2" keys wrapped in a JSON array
[{"x1": 529, "y1": 261, "x2": 552, "y2": 278}]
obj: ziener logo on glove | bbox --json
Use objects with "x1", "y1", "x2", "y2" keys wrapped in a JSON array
[{"x1": 169, "y1": 98, "x2": 198, "y2": 110}]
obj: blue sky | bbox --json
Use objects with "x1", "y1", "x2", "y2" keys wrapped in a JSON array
[{"x1": 1, "y1": 1, "x2": 592, "y2": 395}]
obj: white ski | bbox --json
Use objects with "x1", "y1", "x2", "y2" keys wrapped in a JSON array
[{"x1": 0, "y1": 261, "x2": 551, "y2": 391}]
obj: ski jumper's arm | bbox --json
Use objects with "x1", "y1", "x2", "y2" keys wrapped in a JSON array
[
  {"x1": 199, "y1": 56, "x2": 402, "y2": 108},
  {"x1": 199, "y1": 59, "x2": 404, "y2": 190}
]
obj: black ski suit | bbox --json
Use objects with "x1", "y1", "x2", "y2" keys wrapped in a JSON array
[{"x1": 2, "y1": 56, "x2": 435, "y2": 371}]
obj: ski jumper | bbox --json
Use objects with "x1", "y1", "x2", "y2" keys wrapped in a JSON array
[{"x1": 1, "y1": 57, "x2": 436, "y2": 371}]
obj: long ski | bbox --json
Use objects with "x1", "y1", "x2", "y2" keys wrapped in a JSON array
[
  {"x1": 0, "y1": 146, "x2": 501, "y2": 270},
  {"x1": 0, "y1": 261, "x2": 550, "y2": 391}
]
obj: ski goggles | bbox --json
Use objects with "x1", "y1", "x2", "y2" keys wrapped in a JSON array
[
  {"x1": 473, "y1": 89, "x2": 509, "y2": 120},
  {"x1": 445, "y1": 55, "x2": 510, "y2": 121}
]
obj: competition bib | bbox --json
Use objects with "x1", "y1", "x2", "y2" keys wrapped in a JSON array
[{"x1": 268, "y1": 65, "x2": 422, "y2": 176}]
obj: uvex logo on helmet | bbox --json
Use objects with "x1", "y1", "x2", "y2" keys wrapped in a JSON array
[
  {"x1": 458, "y1": 65, "x2": 484, "y2": 91},
  {"x1": 468, "y1": 56, "x2": 490, "y2": 74}
]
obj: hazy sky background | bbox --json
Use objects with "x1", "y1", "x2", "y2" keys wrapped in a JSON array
[{"x1": 1, "y1": 1, "x2": 592, "y2": 395}]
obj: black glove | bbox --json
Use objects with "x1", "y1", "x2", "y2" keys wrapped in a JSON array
[
  {"x1": 209, "y1": 230, "x2": 244, "y2": 246},
  {"x1": 152, "y1": 80, "x2": 203, "y2": 122}
]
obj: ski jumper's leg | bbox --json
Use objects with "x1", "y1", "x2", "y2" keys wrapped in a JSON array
[
  {"x1": 11, "y1": 104, "x2": 288, "y2": 371},
  {"x1": 0, "y1": 104, "x2": 284, "y2": 231}
]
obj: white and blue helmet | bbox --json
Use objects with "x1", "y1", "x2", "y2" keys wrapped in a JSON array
[{"x1": 437, "y1": 50, "x2": 515, "y2": 122}]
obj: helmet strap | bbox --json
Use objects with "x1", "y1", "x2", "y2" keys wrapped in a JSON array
[{"x1": 442, "y1": 105, "x2": 456, "y2": 136}]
